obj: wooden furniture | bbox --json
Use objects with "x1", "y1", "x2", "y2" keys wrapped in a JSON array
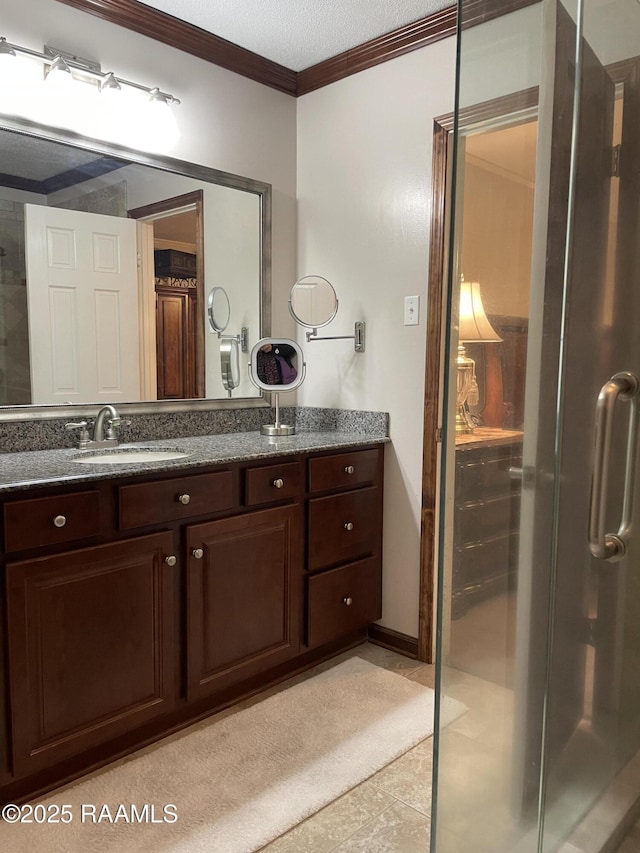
[
  {"x1": 154, "y1": 249, "x2": 197, "y2": 279},
  {"x1": 452, "y1": 429, "x2": 523, "y2": 617},
  {"x1": 155, "y1": 287, "x2": 199, "y2": 400},
  {"x1": 0, "y1": 444, "x2": 383, "y2": 803}
]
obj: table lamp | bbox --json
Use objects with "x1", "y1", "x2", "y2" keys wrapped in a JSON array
[{"x1": 456, "y1": 277, "x2": 502, "y2": 434}]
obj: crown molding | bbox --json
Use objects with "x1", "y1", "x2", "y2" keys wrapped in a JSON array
[
  {"x1": 55, "y1": 0, "x2": 298, "y2": 95},
  {"x1": 297, "y1": 8, "x2": 457, "y2": 96},
  {"x1": 55, "y1": 0, "x2": 541, "y2": 97}
]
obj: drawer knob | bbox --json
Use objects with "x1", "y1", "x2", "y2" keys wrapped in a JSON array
[
  {"x1": 165, "y1": 555, "x2": 177, "y2": 567},
  {"x1": 192, "y1": 548, "x2": 204, "y2": 560},
  {"x1": 273, "y1": 478, "x2": 284, "y2": 489},
  {"x1": 345, "y1": 465, "x2": 355, "y2": 474},
  {"x1": 344, "y1": 522, "x2": 354, "y2": 531},
  {"x1": 178, "y1": 494, "x2": 191, "y2": 505},
  {"x1": 53, "y1": 514, "x2": 67, "y2": 528},
  {"x1": 343, "y1": 597, "x2": 353, "y2": 606}
]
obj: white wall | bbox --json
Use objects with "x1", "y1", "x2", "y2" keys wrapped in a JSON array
[
  {"x1": 2, "y1": 0, "x2": 297, "y2": 342},
  {"x1": 297, "y1": 42, "x2": 457, "y2": 637}
]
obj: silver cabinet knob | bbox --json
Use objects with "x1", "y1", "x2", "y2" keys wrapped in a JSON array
[
  {"x1": 273, "y1": 478, "x2": 284, "y2": 489},
  {"x1": 344, "y1": 522, "x2": 354, "y2": 531},
  {"x1": 345, "y1": 465, "x2": 355, "y2": 474},
  {"x1": 192, "y1": 548, "x2": 204, "y2": 560},
  {"x1": 53, "y1": 515, "x2": 67, "y2": 528},
  {"x1": 343, "y1": 597, "x2": 353, "y2": 606},
  {"x1": 178, "y1": 494, "x2": 191, "y2": 505},
  {"x1": 165, "y1": 555, "x2": 177, "y2": 567}
]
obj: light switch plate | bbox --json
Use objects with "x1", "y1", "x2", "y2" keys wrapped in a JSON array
[{"x1": 404, "y1": 295, "x2": 420, "y2": 326}]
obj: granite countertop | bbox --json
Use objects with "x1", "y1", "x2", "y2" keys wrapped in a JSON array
[{"x1": 0, "y1": 431, "x2": 389, "y2": 493}]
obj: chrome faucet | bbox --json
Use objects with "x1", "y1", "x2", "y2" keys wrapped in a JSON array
[
  {"x1": 65, "y1": 405, "x2": 129, "y2": 449},
  {"x1": 93, "y1": 405, "x2": 120, "y2": 444}
]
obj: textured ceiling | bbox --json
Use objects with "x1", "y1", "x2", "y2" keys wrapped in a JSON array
[
  {"x1": 1, "y1": 133, "x2": 101, "y2": 181},
  {"x1": 136, "y1": 0, "x2": 452, "y2": 71}
]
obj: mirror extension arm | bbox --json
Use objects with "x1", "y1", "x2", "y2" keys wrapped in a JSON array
[{"x1": 305, "y1": 322, "x2": 366, "y2": 353}]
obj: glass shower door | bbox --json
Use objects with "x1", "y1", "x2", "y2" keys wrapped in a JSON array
[{"x1": 432, "y1": 0, "x2": 640, "y2": 850}]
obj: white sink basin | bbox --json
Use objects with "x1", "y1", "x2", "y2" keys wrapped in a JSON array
[{"x1": 73, "y1": 448, "x2": 191, "y2": 464}]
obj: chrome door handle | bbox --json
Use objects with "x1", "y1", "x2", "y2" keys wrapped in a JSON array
[{"x1": 589, "y1": 371, "x2": 640, "y2": 561}]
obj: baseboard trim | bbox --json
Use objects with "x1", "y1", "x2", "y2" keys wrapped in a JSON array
[{"x1": 367, "y1": 624, "x2": 419, "y2": 659}]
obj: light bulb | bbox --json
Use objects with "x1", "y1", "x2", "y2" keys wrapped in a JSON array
[
  {"x1": 45, "y1": 55, "x2": 74, "y2": 91},
  {"x1": 126, "y1": 89, "x2": 180, "y2": 153},
  {"x1": 0, "y1": 54, "x2": 44, "y2": 121}
]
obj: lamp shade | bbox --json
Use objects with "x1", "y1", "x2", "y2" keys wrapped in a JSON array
[{"x1": 458, "y1": 278, "x2": 502, "y2": 343}]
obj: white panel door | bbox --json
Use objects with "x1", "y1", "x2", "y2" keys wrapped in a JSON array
[{"x1": 24, "y1": 205, "x2": 140, "y2": 404}]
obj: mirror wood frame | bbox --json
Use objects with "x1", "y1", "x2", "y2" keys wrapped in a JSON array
[{"x1": 0, "y1": 115, "x2": 272, "y2": 421}]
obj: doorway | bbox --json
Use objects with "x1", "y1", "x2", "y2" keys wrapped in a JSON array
[
  {"x1": 129, "y1": 190, "x2": 205, "y2": 400},
  {"x1": 430, "y1": 0, "x2": 640, "y2": 850}
]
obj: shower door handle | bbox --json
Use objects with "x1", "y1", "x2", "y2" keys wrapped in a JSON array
[{"x1": 589, "y1": 372, "x2": 640, "y2": 561}]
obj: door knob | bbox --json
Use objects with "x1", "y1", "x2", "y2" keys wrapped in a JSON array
[
  {"x1": 192, "y1": 548, "x2": 204, "y2": 559},
  {"x1": 178, "y1": 494, "x2": 191, "y2": 505},
  {"x1": 165, "y1": 555, "x2": 177, "y2": 566}
]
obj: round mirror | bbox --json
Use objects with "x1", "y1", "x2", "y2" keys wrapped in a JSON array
[
  {"x1": 249, "y1": 338, "x2": 305, "y2": 392},
  {"x1": 289, "y1": 275, "x2": 338, "y2": 329},
  {"x1": 220, "y1": 338, "x2": 240, "y2": 393},
  {"x1": 208, "y1": 286, "x2": 231, "y2": 333}
]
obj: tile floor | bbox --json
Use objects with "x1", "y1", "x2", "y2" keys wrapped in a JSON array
[{"x1": 258, "y1": 641, "x2": 436, "y2": 853}]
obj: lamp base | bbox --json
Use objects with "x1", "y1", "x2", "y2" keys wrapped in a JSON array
[
  {"x1": 455, "y1": 404, "x2": 475, "y2": 434},
  {"x1": 261, "y1": 423, "x2": 295, "y2": 436},
  {"x1": 456, "y1": 345, "x2": 476, "y2": 434}
]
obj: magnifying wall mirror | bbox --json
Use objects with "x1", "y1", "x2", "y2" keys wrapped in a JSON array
[
  {"x1": 208, "y1": 286, "x2": 231, "y2": 333},
  {"x1": 289, "y1": 275, "x2": 338, "y2": 329},
  {"x1": 249, "y1": 338, "x2": 306, "y2": 436},
  {"x1": 289, "y1": 275, "x2": 365, "y2": 352}
]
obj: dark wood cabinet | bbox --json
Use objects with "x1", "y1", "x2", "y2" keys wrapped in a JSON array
[
  {"x1": 186, "y1": 505, "x2": 303, "y2": 699},
  {"x1": 6, "y1": 532, "x2": 176, "y2": 776},
  {"x1": 156, "y1": 289, "x2": 198, "y2": 400},
  {"x1": 308, "y1": 556, "x2": 381, "y2": 648},
  {"x1": 0, "y1": 443, "x2": 384, "y2": 802},
  {"x1": 305, "y1": 450, "x2": 384, "y2": 649},
  {"x1": 154, "y1": 249, "x2": 197, "y2": 278},
  {"x1": 452, "y1": 429, "x2": 523, "y2": 617}
]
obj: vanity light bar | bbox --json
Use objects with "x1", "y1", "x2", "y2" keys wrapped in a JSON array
[{"x1": 0, "y1": 37, "x2": 180, "y2": 105}]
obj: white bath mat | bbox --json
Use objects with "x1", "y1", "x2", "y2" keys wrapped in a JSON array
[{"x1": 0, "y1": 656, "x2": 464, "y2": 852}]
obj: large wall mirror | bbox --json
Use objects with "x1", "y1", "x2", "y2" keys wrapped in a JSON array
[{"x1": 0, "y1": 118, "x2": 271, "y2": 420}]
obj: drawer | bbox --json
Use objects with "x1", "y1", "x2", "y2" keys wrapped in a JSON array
[
  {"x1": 453, "y1": 531, "x2": 519, "y2": 590},
  {"x1": 309, "y1": 487, "x2": 378, "y2": 572},
  {"x1": 309, "y1": 448, "x2": 379, "y2": 494},
  {"x1": 4, "y1": 491, "x2": 100, "y2": 553},
  {"x1": 244, "y1": 461, "x2": 301, "y2": 507},
  {"x1": 455, "y1": 452, "x2": 519, "y2": 499},
  {"x1": 456, "y1": 493, "x2": 520, "y2": 545},
  {"x1": 119, "y1": 470, "x2": 234, "y2": 530},
  {"x1": 307, "y1": 556, "x2": 381, "y2": 648}
]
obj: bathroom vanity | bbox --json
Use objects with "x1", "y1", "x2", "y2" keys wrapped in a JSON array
[{"x1": 0, "y1": 433, "x2": 385, "y2": 803}]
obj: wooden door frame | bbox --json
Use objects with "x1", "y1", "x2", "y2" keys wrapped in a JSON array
[
  {"x1": 129, "y1": 190, "x2": 206, "y2": 398},
  {"x1": 418, "y1": 88, "x2": 539, "y2": 662}
]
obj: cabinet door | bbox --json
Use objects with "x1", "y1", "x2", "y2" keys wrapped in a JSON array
[
  {"x1": 6, "y1": 532, "x2": 176, "y2": 776},
  {"x1": 156, "y1": 289, "x2": 197, "y2": 399},
  {"x1": 186, "y1": 505, "x2": 303, "y2": 700}
]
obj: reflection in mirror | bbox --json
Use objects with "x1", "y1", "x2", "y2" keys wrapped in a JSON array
[
  {"x1": 208, "y1": 286, "x2": 230, "y2": 334},
  {"x1": 220, "y1": 338, "x2": 240, "y2": 396},
  {"x1": 248, "y1": 337, "x2": 305, "y2": 436},
  {"x1": 0, "y1": 122, "x2": 270, "y2": 413},
  {"x1": 289, "y1": 274, "x2": 338, "y2": 329}
]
